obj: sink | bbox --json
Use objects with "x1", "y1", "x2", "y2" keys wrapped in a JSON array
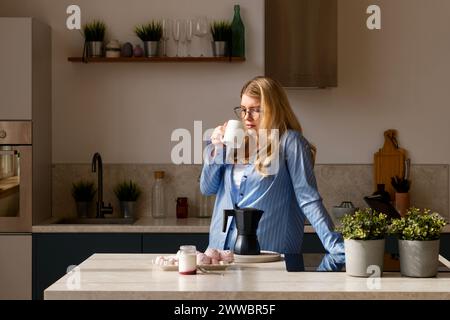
[{"x1": 54, "y1": 217, "x2": 136, "y2": 225}]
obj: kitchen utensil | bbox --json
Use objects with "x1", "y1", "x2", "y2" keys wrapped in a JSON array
[
  {"x1": 331, "y1": 201, "x2": 357, "y2": 221},
  {"x1": 223, "y1": 207, "x2": 264, "y2": 255},
  {"x1": 374, "y1": 129, "x2": 407, "y2": 199}
]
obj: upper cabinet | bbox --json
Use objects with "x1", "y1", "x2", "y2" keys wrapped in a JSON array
[
  {"x1": 265, "y1": 0, "x2": 337, "y2": 88},
  {"x1": 0, "y1": 18, "x2": 51, "y2": 120}
]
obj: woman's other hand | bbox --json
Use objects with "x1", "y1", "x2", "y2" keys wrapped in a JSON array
[{"x1": 211, "y1": 122, "x2": 227, "y2": 147}]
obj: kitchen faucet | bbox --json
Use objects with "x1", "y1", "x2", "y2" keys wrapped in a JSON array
[{"x1": 92, "y1": 152, "x2": 113, "y2": 218}]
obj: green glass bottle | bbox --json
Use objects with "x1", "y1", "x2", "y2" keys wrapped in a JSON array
[{"x1": 231, "y1": 5, "x2": 245, "y2": 57}]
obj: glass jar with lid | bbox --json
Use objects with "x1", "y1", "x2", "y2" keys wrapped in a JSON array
[
  {"x1": 152, "y1": 171, "x2": 166, "y2": 218},
  {"x1": 178, "y1": 245, "x2": 197, "y2": 275}
]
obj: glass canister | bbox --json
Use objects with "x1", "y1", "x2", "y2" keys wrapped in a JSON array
[
  {"x1": 178, "y1": 245, "x2": 197, "y2": 275},
  {"x1": 152, "y1": 171, "x2": 166, "y2": 218}
]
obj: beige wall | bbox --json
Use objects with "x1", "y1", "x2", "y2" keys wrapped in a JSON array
[{"x1": 1, "y1": 0, "x2": 449, "y2": 166}]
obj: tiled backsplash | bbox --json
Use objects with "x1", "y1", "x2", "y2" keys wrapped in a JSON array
[{"x1": 52, "y1": 164, "x2": 449, "y2": 221}]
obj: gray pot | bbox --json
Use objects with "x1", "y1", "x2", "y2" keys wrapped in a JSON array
[
  {"x1": 120, "y1": 201, "x2": 135, "y2": 219},
  {"x1": 87, "y1": 41, "x2": 103, "y2": 57},
  {"x1": 212, "y1": 41, "x2": 228, "y2": 57},
  {"x1": 344, "y1": 239, "x2": 385, "y2": 277},
  {"x1": 76, "y1": 201, "x2": 90, "y2": 218},
  {"x1": 143, "y1": 41, "x2": 160, "y2": 57},
  {"x1": 399, "y1": 239, "x2": 440, "y2": 277}
]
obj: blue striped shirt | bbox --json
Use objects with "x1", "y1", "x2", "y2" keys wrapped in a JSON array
[{"x1": 200, "y1": 130, "x2": 345, "y2": 254}]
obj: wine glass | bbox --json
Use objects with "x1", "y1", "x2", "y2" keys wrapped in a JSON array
[
  {"x1": 161, "y1": 19, "x2": 171, "y2": 57},
  {"x1": 185, "y1": 19, "x2": 194, "y2": 56},
  {"x1": 172, "y1": 19, "x2": 182, "y2": 57},
  {"x1": 194, "y1": 16, "x2": 209, "y2": 56}
]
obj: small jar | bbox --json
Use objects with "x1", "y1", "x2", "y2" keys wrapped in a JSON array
[
  {"x1": 178, "y1": 245, "x2": 197, "y2": 275},
  {"x1": 176, "y1": 197, "x2": 188, "y2": 219}
]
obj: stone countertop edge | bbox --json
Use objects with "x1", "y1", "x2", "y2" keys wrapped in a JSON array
[
  {"x1": 43, "y1": 253, "x2": 450, "y2": 300},
  {"x1": 31, "y1": 217, "x2": 450, "y2": 234}
]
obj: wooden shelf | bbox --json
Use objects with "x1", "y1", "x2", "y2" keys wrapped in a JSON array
[{"x1": 68, "y1": 56, "x2": 245, "y2": 63}]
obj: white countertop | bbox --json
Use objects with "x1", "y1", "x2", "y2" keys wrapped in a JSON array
[{"x1": 44, "y1": 253, "x2": 450, "y2": 300}]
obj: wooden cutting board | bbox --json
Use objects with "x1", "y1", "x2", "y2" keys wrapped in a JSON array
[{"x1": 374, "y1": 130, "x2": 407, "y2": 200}]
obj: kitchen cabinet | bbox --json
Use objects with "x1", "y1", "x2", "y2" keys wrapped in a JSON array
[
  {"x1": 68, "y1": 56, "x2": 245, "y2": 63},
  {"x1": 0, "y1": 18, "x2": 51, "y2": 120},
  {"x1": 0, "y1": 234, "x2": 32, "y2": 299},
  {"x1": 32, "y1": 233, "x2": 142, "y2": 300},
  {"x1": 142, "y1": 233, "x2": 209, "y2": 253}
]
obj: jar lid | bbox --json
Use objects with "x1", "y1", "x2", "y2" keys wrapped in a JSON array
[{"x1": 154, "y1": 171, "x2": 165, "y2": 179}]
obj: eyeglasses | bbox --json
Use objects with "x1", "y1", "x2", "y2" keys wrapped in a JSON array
[{"x1": 233, "y1": 106, "x2": 262, "y2": 119}]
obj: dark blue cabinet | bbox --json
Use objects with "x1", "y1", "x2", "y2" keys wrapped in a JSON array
[
  {"x1": 32, "y1": 233, "x2": 142, "y2": 300},
  {"x1": 142, "y1": 233, "x2": 209, "y2": 253}
]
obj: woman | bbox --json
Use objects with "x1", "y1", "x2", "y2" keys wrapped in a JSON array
[{"x1": 200, "y1": 76, "x2": 344, "y2": 254}]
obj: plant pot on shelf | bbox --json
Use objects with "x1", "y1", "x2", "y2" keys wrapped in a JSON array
[
  {"x1": 86, "y1": 41, "x2": 104, "y2": 57},
  {"x1": 143, "y1": 41, "x2": 160, "y2": 57},
  {"x1": 120, "y1": 201, "x2": 136, "y2": 219},
  {"x1": 399, "y1": 239, "x2": 440, "y2": 277},
  {"x1": 212, "y1": 41, "x2": 228, "y2": 57},
  {"x1": 344, "y1": 239, "x2": 385, "y2": 277},
  {"x1": 395, "y1": 192, "x2": 410, "y2": 217}
]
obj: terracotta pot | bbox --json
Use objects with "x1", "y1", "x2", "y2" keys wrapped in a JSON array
[{"x1": 395, "y1": 192, "x2": 410, "y2": 217}]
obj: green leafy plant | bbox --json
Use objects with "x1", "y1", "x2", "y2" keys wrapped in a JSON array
[
  {"x1": 134, "y1": 21, "x2": 163, "y2": 41},
  {"x1": 71, "y1": 180, "x2": 96, "y2": 202},
  {"x1": 336, "y1": 208, "x2": 389, "y2": 240},
  {"x1": 391, "y1": 176, "x2": 411, "y2": 193},
  {"x1": 210, "y1": 20, "x2": 232, "y2": 42},
  {"x1": 83, "y1": 20, "x2": 106, "y2": 42},
  {"x1": 114, "y1": 180, "x2": 142, "y2": 202},
  {"x1": 389, "y1": 207, "x2": 446, "y2": 241}
]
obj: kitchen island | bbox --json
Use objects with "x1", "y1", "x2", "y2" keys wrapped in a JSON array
[{"x1": 44, "y1": 253, "x2": 450, "y2": 300}]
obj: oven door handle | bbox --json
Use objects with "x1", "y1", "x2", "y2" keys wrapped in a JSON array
[{"x1": 0, "y1": 150, "x2": 18, "y2": 156}]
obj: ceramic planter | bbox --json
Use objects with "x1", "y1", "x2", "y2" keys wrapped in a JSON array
[
  {"x1": 120, "y1": 201, "x2": 135, "y2": 219},
  {"x1": 76, "y1": 201, "x2": 90, "y2": 218},
  {"x1": 143, "y1": 41, "x2": 160, "y2": 57},
  {"x1": 399, "y1": 239, "x2": 440, "y2": 277},
  {"x1": 212, "y1": 41, "x2": 228, "y2": 57},
  {"x1": 344, "y1": 239, "x2": 385, "y2": 277},
  {"x1": 87, "y1": 41, "x2": 103, "y2": 57}
]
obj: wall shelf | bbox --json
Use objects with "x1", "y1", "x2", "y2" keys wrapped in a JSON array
[{"x1": 68, "y1": 56, "x2": 245, "y2": 63}]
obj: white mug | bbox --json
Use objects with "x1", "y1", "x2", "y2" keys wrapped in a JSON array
[{"x1": 223, "y1": 120, "x2": 245, "y2": 148}]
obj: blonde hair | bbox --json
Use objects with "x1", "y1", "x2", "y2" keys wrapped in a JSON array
[{"x1": 240, "y1": 76, "x2": 317, "y2": 176}]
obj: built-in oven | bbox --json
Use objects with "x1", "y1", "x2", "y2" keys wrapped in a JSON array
[{"x1": 0, "y1": 121, "x2": 32, "y2": 232}]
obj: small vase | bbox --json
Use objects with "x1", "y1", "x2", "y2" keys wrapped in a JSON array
[
  {"x1": 76, "y1": 201, "x2": 90, "y2": 218},
  {"x1": 143, "y1": 41, "x2": 160, "y2": 57},
  {"x1": 120, "y1": 201, "x2": 135, "y2": 219},
  {"x1": 344, "y1": 239, "x2": 385, "y2": 277},
  {"x1": 87, "y1": 41, "x2": 103, "y2": 57},
  {"x1": 399, "y1": 239, "x2": 440, "y2": 277},
  {"x1": 212, "y1": 41, "x2": 228, "y2": 57},
  {"x1": 395, "y1": 192, "x2": 410, "y2": 217}
]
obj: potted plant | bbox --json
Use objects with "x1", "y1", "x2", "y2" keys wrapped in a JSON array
[
  {"x1": 134, "y1": 21, "x2": 163, "y2": 57},
  {"x1": 389, "y1": 207, "x2": 446, "y2": 277},
  {"x1": 210, "y1": 20, "x2": 232, "y2": 57},
  {"x1": 114, "y1": 180, "x2": 142, "y2": 219},
  {"x1": 391, "y1": 175, "x2": 411, "y2": 217},
  {"x1": 83, "y1": 20, "x2": 106, "y2": 57},
  {"x1": 337, "y1": 208, "x2": 389, "y2": 277},
  {"x1": 71, "y1": 180, "x2": 96, "y2": 218}
]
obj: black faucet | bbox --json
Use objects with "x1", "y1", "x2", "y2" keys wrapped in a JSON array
[{"x1": 92, "y1": 152, "x2": 113, "y2": 218}]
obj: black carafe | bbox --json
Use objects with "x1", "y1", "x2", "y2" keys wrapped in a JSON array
[{"x1": 223, "y1": 207, "x2": 264, "y2": 255}]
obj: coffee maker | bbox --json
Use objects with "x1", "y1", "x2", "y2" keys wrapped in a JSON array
[{"x1": 223, "y1": 207, "x2": 264, "y2": 255}]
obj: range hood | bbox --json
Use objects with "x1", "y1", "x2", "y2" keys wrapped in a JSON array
[{"x1": 265, "y1": 0, "x2": 337, "y2": 88}]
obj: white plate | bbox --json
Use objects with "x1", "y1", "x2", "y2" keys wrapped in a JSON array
[
  {"x1": 233, "y1": 250, "x2": 281, "y2": 263},
  {"x1": 153, "y1": 263, "x2": 234, "y2": 272}
]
